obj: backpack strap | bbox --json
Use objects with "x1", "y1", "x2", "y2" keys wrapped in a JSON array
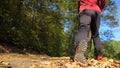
[{"x1": 97, "y1": 0, "x2": 101, "y2": 7}]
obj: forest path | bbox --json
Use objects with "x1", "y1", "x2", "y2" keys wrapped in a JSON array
[{"x1": 0, "y1": 53, "x2": 120, "y2": 68}]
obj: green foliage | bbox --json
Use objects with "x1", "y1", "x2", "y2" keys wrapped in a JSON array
[
  {"x1": 0, "y1": 0, "x2": 67, "y2": 56},
  {"x1": 102, "y1": 40, "x2": 120, "y2": 60},
  {"x1": 85, "y1": 40, "x2": 120, "y2": 60}
]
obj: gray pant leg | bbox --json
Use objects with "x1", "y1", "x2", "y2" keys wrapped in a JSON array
[{"x1": 74, "y1": 11, "x2": 91, "y2": 48}]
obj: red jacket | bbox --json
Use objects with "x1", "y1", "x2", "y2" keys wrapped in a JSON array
[{"x1": 78, "y1": 0, "x2": 107, "y2": 13}]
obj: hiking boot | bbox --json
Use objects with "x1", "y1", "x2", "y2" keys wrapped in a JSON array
[
  {"x1": 74, "y1": 40, "x2": 88, "y2": 63},
  {"x1": 96, "y1": 55, "x2": 103, "y2": 60},
  {"x1": 96, "y1": 55, "x2": 108, "y2": 62}
]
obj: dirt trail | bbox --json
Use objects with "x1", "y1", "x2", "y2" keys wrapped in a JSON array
[
  {"x1": 0, "y1": 44, "x2": 120, "y2": 68},
  {"x1": 0, "y1": 53, "x2": 120, "y2": 68},
  {"x1": 0, "y1": 53, "x2": 50, "y2": 68}
]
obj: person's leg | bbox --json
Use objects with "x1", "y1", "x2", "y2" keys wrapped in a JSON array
[
  {"x1": 74, "y1": 11, "x2": 91, "y2": 48},
  {"x1": 90, "y1": 11, "x2": 102, "y2": 59},
  {"x1": 74, "y1": 10, "x2": 92, "y2": 63}
]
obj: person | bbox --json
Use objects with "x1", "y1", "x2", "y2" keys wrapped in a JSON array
[{"x1": 74, "y1": 0, "x2": 108, "y2": 63}]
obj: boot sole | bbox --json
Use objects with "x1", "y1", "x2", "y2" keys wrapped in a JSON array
[{"x1": 76, "y1": 40, "x2": 88, "y2": 63}]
